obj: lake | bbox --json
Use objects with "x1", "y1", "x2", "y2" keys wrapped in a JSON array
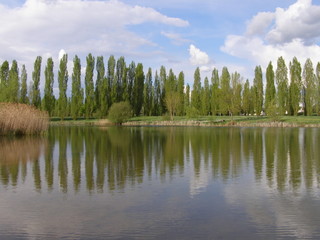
[{"x1": 1, "y1": 126, "x2": 320, "y2": 239}]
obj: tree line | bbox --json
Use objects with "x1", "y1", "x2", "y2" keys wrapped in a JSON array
[{"x1": 0, "y1": 54, "x2": 320, "y2": 119}]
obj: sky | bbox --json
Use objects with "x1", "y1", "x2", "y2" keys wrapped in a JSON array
[{"x1": 0, "y1": 0, "x2": 320, "y2": 88}]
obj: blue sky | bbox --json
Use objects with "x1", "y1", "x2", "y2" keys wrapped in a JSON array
[{"x1": 0, "y1": 0, "x2": 320, "y2": 88}]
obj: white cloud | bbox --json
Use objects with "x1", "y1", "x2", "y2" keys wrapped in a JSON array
[
  {"x1": 189, "y1": 44, "x2": 210, "y2": 66},
  {"x1": 0, "y1": 0, "x2": 188, "y2": 64},
  {"x1": 161, "y1": 31, "x2": 190, "y2": 45},
  {"x1": 222, "y1": 0, "x2": 320, "y2": 70}
]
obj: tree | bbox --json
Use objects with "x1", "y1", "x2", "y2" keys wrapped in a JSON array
[
  {"x1": 316, "y1": 62, "x2": 320, "y2": 115},
  {"x1": 8, "y1": 60, "x2": 19, "y2": 103},
  {"x1": 85, "y1": 53, "x2": 95, "y2": 118},
  {"x1": 242, "y1": 79, "x2": 251, "y2": 115},
  {"x1": 177, "y1": 71, "x2": 185, "y2": 116},
  {"x1": 211, "y1": 68, "x2": 220, "y2": 116},
  {"x1": 220, "y1": 67, "x2": 231, "y2": 115},
  {"x1": 108, "y1": 101, "x2": 132, "y2": 124},
  {"x1": 303, "y1": 58, "x2": 316, "y2": 116},
  {"x1": 144, "y1": 67, "x2": 153, "y2": 116},
  {"x1": 191, "y1": 67, "x2": 201, "y2": 110},
  {"x1": 265, "y1": 62, "x2": 276, "y2": 112},
  {"x1": 0, "y1": 61, "x2": 9, "y2": 102},
  {"x1": 127, "y1": 61, "x2": 135, "y2": 108},
  {"x1": 114, "y1": 56, "x2": 126, "y2": 102},
  {"x1": 132, "y1": 63, "x2": 144, "y2": 116},
  {"x1": 184, "y1": 84, "x2": 190, "y2": 113},
  {"x1": 107, "y1": 55, "x2": 116, "y2": 108},
  {"x1": 20, "y1": 65, "x2": 28, "y2": 104},
  {"x1": 159, "y1": 66, "x2": 167, "y2": 114},
  {"x1": 58, "y1": 54, "x2": 68, "y2": 120},
  {"x1": 43, "y1": 57, "x2": 55, "y2": 116},
  {"x1": 253, "y1": 65, "x2": 263, "y2": 115},
  {"x1": 95, "y1": 56, "x2": 105, "y2": 116},
  {"x1": 276, "y1": 56, "x2": 289, "y2": 115},
  {"x1": 165, "y1": 91, "x2": 179, "y2": 120},
  {"x1": 153, "y1": 70, "x2": 161, "y2": 115},
  {"x1": 288, "y1": 57, "x2": 302, "y2": 116},
  {"x1": 230, "y1": 72, "x2": 242, "y2": 117},
  {"x1": 71, "y1": 55, "x2": 83, "y2": 120},
  {"x1": 201, "y1": 76, "x2": 210, "y2": 115},
  {"x1": 32, "y1": 56, "x2": 42, "y2": 108}
]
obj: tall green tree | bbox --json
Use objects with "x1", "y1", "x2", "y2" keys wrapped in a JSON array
[
  {"x1": 71, "y1": 55, "x2": 83, "y2": 120},
  {"x1": 253, "y1": 65, "x2": 263, "y2": 115},
  {"x1": 127, "y1": 61, "x2": 135, "y2": 108},
  {"x1": 289, "y1": 57, "x2": 302, "y2": 115},
  {"x1": 191, "y1": 67, "x2": 201, "y2": 110},
  {"x1": 153, "y1": 70, "x2": 161, "y2": 115},
  {"x1": 58, "y1": 54, "x2": 68, "y2": 120},
  {"x1": 32, "y1": 56, "x2": 42, "y2": 108},
  {"x1": 316, "y1": 62, "x2": 320, "y2": 115},
  {"x1": 0, "y1": 61, "x2": 9, "y2": 102},
  {"x1": 43, "y1": 57, "x2": 55, "y2": 116},
  {"x1": 95, "y1": 56, "x2": 105, "y2": 116},
  {"x1": 159, "y1": 66, "x2": 167, "y2": 114},
  {"x1": 85, "y1": 54, "x2": 95, "y2": 118},
  {"x1": 8, "y1": 60, "x2": 19, "y2": 102},
  {"x1": 185, "y1": 84, "x2": 190, "y2": 111},
  {"x1": 20, "y1": 65, "x2": 28, "y2": 104},
  {"x1": 177, "y1": 71, "x2": 185, "y2": 116},
  {"x1": 265, "y1": 62, "x2": 276, "y2": 111},
  {"x1": 211, "y1": 68, "x2": 220, "y2": 115},
  {"x1": 133, "y1": 63, "x2": 144, "y2": 116},
  {"x1": 303, "y1": 58, "x2": 316, "y2": 116},
  {"x1": 144, "y1": 67, "x2": 153, "y2": 116},
  {"x1": 230, "y1": 72, "x2": 242, "y2": 116},
  {"x1": 201, "y1": 76, "x2": 210, "y2": 115},
  {"x1": 107, "y1": 55, "x2": 116, "y2": 107},
  {"x1": 276, "y1": 56, "x2": 289, "y2": 115},
  {"x1": 114, "y1": 56, "x2": 127, "y2": 103},
  {"x1": 220, "y1": 67, "x2": 231, "y2": 115},
  {"x1": 242, "y1": 79, "x2": 251, "y2": 115}
]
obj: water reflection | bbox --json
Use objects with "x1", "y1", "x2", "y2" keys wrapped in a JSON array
[{"x1": 0, "y1": 127, "x2": 320, "y2": 194}]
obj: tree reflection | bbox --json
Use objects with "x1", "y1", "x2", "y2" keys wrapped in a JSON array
[{"x1": 0, "y1": 126, "x2": 319, "y2": 194}]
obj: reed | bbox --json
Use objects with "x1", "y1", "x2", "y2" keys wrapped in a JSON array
[{"x1": 0, "y1": 103, "x2": 49, "y2": 135}]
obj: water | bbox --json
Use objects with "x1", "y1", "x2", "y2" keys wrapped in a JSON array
[{"x1": 0, "y1": 126, "x2": 320, "y2": 239}]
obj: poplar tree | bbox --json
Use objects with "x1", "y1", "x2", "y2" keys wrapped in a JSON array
[
  {"x1": 289, "y1": 57, "x2": 302, "y2": 115},
  {"x1": 85, "y1": 54, "x2": 95, "y2": 118},
  {"x1": 32, "y1": 56, "x2": 42, "y2": 108},
  {"x1": 159, "y1": 66, "x2": 167, "y2": 114},
  {"x1": 20, "y1": 65, "x2": 28, "y2": 104},
  {"x1": 153, "y1": 70, "x2": 161, "y2": 115},
  {"x1": 144, "y1": 67, "x2": 153, "y2": 116},
  {"x1": 276, "y1": 56, "x2": 289, "y2": 115},
  {"x1": 107, "y1": 55, "x2": 116, "y2": 107},
  {"x1": 43, "y1": 57, "x2": 55, "y2": 116},
  {"x1": 127, "y1": 61, "x2": 135, "y2": 108},
  {"x1": 95, "y1": 56, "x2": 105, "y2": 115},
  {"x1": 71, "y1": 55, "x2": 83, "y2": 119},
  {"x1": 230, "y1": 72, "x2": 242, "y2": 116},
  {"x1": 114, "y1": 56, "x2": 126, "y2": 102},
  {"x1": 185, "y1": 84, "x2": 190, "y2": 111},
  {"x1": 303, "y1": 58, "x2": 315, "y2": 116},
  {"x1": 191, "y1": 67, "x2": 201, "y2": 110},
  {"x1": 58, "y1": 54, "x2": 68, "y2": 120},
  {"x1": 265, "y1": 62, "x2": 276, "y2": 111},
  {"x1": 253, "y1": 65, "x2": 263, "y2": 115},
  {"x1": 211, "y1": 68, "x2": 220, "y2": 116},
  {"x1": 242, "y1": 79, "x2": 251, "y2": 115},
  {"x1": 220, "y1": 67, "x2": 231, "y2": 115},
  {"x1": 316, "y1": 62, "x2": 320, "y2": 115},
  {"x1": 133, "y1": 63, "x2": 144, "y2": 116},
  {"x1": 0, "y1": 61, "x2": 9, "y2": 102},
  {"x1": 8, "y1": 60, "x2": 19, "y2": 102},
  {"x1": 201, "y1": 76, "x2": 210, "y2": 115},
  {"x1": 177, "y1": 71, "x2": 185, "y2": 116}
]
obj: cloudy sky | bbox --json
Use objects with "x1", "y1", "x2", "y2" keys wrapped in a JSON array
[{"x1": 0, "y1": 0, "x2": 320, "y2": 86}]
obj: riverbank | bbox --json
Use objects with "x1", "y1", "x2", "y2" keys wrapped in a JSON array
[{"x1": 50, "y1": 116, "x2": 320, "y2": 127}]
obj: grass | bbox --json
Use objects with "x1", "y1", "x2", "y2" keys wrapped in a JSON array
[{"x1": 0, "y1": 103, "x2": 49, "y2": 135}]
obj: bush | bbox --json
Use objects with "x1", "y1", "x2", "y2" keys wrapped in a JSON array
[
  {"x1": 0, "y1": 103, "x2": 49, "y2": 135},
  {"x1": 108, "y1": 101, "x2": 132, "y2": 124},
  {"x1": 186, "y1": 106, "x2": 200, "y2": 119}
]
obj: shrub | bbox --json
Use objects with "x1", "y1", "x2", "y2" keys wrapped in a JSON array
[
  {"x1": 108, "y1": 101, "x2": 132, "y2": 124},
  {"x1": 0, "y1": 103, "x2": 49, "y2": 135}
]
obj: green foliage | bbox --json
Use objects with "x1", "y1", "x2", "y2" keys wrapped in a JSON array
[
  {"x1": 71, "y1": 55, "x2": 83, "y2": 120},
  {"x1": 303, "y1": 58, "x2": 316, "y2": 116},
  {"x1": 177, "y1": 71, "x2": 185, "y2": 116},
  {"x1": 31, "y1": 56, "x2": 42, "y2": 108},
  {"x1": 0, "y1": 61, "x2": 9, "y2": 102},
  {"x1": 289, "y1": 57, "x2": 302, "y2": 115},
  {"x1": 153, "y1": 70, "x2": 161, "y2": 115},
  {"x1": 43, "y1": 57, "x2": 55, "y2": 116},
  {"x1": 144, "y1": 67, "x2": 153, "y2": 116},
  {"x1": 95, "y1": 56, "x2": 106, "y2": 117},
  {"x1": 186, "y1": 106, "x2": 200, "y2": 118},
  {"x1": 20, "y1": 65, "x2": 28, "y2": 104},
  {"x1": 8, "y1": 60, "x2": 19, "y2": 103},
  {"x1": 58, "y1": 54, "x2": 68, "y2": 120},
  {"x1": 211, "y1": 68, "x2": 220, "y2": 115},
  {"x1": 85, "y1": 53, "x2": 95, "y2": 119},
  {"x1": 108, "y1": 101, "x2": 132, "y2": 124},
  {"x1": 276, "y1": 56, "x2": 289, "y2": 115},
  {"x1": 242, "y1": 80, "x2": 251, "y2": 115},
  {"x1": 191, "y1": 67, "x2": 201, "y2": 110},
  {"x1": 266, "y1": 99, "x2": 280, "y2": 122},
  {"x1": 220, "y1": 67, "x2": 231, "y2": 115},
  {"x1": 165, "y1": 91, "x2": 179, "y2": 120},
  {"x1": 133, "y1": 63, "x2": 144, "y2": 116},
  {"x1": 253, "y1": 65, "x2": 263, "y2": 115},
  {"x1": 265, "y1": 62, "x2": 276, "y2": 111},
  {"x1": 201, "y1": 77, "x2": 210, "y2": 115}
]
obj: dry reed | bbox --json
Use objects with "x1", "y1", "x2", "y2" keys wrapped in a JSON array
[{"x1": 0, "y1": 103, "x2": 49, "y2": 135}]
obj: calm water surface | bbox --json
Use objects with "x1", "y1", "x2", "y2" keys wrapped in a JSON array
[{"x1": 1, "y1": 126, "x2": 320, "y2": 239}]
